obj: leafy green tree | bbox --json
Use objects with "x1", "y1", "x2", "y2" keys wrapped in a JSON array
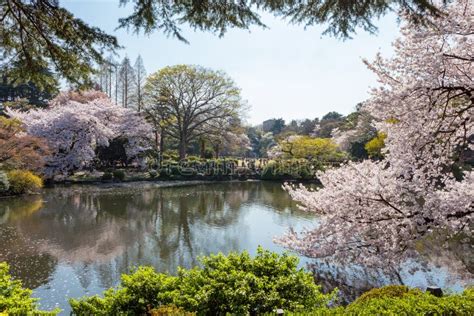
[
  {"x1": 0, "y1": 69, "x2": 59, "y2": 107},
  {"x1": 277, "y1": 135, "x2": 345, "y2": 162},
  {"x1": 313, "y1": 111, "x2": 345, "y2": 138},
  {"x1": 262, "y1": 118, "x2": 285, "y2": 135},
  {"x1": 69, "y1": 247, "x2": 335, "y2": 315},
  {"x1": 144, "y1": 65, "x2": 245, "y2": 159},
  {"x1": 0, "y1": 0, "x2": 119, "y2": 87},
  {"x1": 300, "y1": 118, "x2": 318, "y2": 135},
  {"x1": 119, "y1": 0, "x2": 444, "y2": 40},
  {"x1": 1, "y1": 1, "x2": 444, "y2": 89},
  {"x1": 365, "y1": 132, "x2": 387, "y2": 159}
]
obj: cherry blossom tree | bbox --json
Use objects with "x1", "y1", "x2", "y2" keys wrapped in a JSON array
[
  {"x1": 277, "y1": 0, "x2": 473, "y2": 269},
  {"x1": 7, "y1": 91, "x2": 154, "y2": 178}
]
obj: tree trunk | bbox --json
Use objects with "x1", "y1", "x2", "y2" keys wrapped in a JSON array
[
  {"x1": 158, "y1": 128, "x2": 164, "y2": 153},
  {"x1": 155, "y1": 129, "x2": 162, "y2": 168},
  {"x1": 214, "y1": 144, "x2": 220, "y2": 159},
  {"x1": 115, "y1": 67, "x2": 118, "y2": 104},
  {"x1": 179, "y1": 139, "x2": 187, "y2": 160},
  {"x1": 200, "y1": 138, "x2": 206, "y2": 158}
]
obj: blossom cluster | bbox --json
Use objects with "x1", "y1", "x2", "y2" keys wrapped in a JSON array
[
  {"x1": 278, "y1": 0, "x2": 473, "y2": 267},
  {"x1": 8, "y1": 91, "x2": 154, "y2": 177}
]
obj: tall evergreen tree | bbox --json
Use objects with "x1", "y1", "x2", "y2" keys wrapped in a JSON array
[
  {"x1": 0, "y1": 68, "x2": 59, "y2": 108},
  {"x1": 118, "y1": 57, "x2": 135, "y2": 108},
  {"x1": 0, "y1": 0, "x2": 119, "y2": 87},
  {"x1": 132, "y1": 55, "x2": 146, "y2": 112}
]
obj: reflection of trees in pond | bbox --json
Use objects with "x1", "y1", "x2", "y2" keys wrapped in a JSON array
[
  {"x1": 0, "y1": 196, "x2": 57, "y2": 289},
  {"x1": 414, "y1": 232, "x2": 473, "y2": 282},
  {"x1": 0, "y1": 226, "x2": 57, "y2": 289},
  {"x1": 0, "y1": 182, "x2": 471, "y2": 298},
  {"x1": 3, "y1": 182, "x2": 300, "y2": 290},
  {"x1": 308, "y1": 230, "x2": 474, "y2": 304},
  {"x1": 0, "y1": 195, "x2": 44, "y2": 224}
]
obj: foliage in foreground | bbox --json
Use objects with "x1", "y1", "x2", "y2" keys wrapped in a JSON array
[
  {"x1": 294, "y1": 286, "x2": 474, "y2": 315},
  {"x1": 0, "y1": 262, "x2": 58, "y2": 315},
  {"x1": 69, "y1": 247, "x2": 335, "y2": 315},
  {"x1": 2, "y1": 259, "x2": 473, "y2": 316}
]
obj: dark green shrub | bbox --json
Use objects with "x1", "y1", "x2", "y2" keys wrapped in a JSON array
[
  {"x1": 202, "y1": 149, "x2": 214, "y2": 159},
  {"x1": 112, "y1": 170, "x2": 126, "y2": 181},
  {"x1": 101, "y1": 172, "x2": 113, "y2": 181},
  {"x1": 0, "y1": 262, "x2": 59, "y2": 315},
  {"x1": 180, "y1": 167, "x2": 197, "y2": 177},
  {"x1": 169, "y1": 165, "x2": 181, "y2": 176},
  {"x1": 69, "y1": 248, "x2": 335, "y2": 315},
  {"x1": 159, "y1": 167, "x2": 170, "y2": 178},
  {"x1": 149, "y1": 169, "x2": 158, "y2": 178},
  {"x1": 96, "y1": 137, "x2": 128, "y2": 167},
  {"x1": 261, "y1": 163, "x2": 277, "y2": 180},
  {"x1": 298, "y1": 165, "x2": 313, "y2": 180}
]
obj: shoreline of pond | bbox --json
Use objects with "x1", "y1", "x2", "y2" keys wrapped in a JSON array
[{"x1": 49, "y1": 177, "x2": 320, "y2": 186}]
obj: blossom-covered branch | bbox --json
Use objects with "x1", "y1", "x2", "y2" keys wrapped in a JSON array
[{"x1": 277, "y1": 0, "x2": 473, "y2": 268}]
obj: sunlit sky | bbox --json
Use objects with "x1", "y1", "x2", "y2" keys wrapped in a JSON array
[{"x1": 64, "y1": 0, "x2": 400, "y2": 125}]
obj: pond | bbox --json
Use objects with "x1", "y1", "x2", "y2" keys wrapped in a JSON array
[{"x1": 0, "y1": 181, "x2": 472, "y2": 314}]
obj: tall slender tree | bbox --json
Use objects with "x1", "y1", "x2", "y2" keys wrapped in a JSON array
[
  {"x1": 133, "y1": 55, "x2": 146, "y2": 112},
  {"x1": 118, "y1": 57, "x2": 135, "y2": 108}
]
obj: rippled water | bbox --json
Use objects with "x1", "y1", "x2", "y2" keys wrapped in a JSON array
[{"x1": 0, "y1": 181, "x2": 472, "y2": 314}]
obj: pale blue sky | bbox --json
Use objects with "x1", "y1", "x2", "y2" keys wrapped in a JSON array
[{"x1": 64, "y1": 0, "x2": 400, "y2": 124}]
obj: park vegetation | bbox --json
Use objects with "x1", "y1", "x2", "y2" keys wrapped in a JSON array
[
  {"x1": 1, "y1": 251, "x2": 473, "y2": 315},
  {"x1": 1, "y1": 1, "x2": 446, "y2": 89},
  {"x1": 0, "y1": 0, "x2": 472, "y2": 314}
]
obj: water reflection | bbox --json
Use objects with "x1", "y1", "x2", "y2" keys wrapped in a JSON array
[
  {"x1": 0, "y1": 182, "x2": 311, "y2": 311},
  {"x1": 0, "y1": 181, "x2": 471, "y2": 313}
]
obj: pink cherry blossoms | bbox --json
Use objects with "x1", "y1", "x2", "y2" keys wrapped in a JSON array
[
  {"x1": 278, "y1": 0, "x2": 473, "y2": 267},
  {"x1": 7, "y1": 90, "x2": 154, "y2": 177}
]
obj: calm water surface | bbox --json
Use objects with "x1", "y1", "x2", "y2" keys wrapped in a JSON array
[{"x1": 0, "y1": 181, "x2": 472, "y2": 314}]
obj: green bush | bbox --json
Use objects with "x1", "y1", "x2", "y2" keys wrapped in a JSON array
[
  {"x1": 180, "y1": 167, "x2": 197, "y2": 177},
  {"x1": 353, "y1": 285, "x2": 417, "y2": 303},
  {"x1": 184, "y1": 156, "x2": 201, "y2": 162},
  {"x1": 169, "y1": 165, "x2": 181, "y2": 176},
  {"x1": 292, "y1": 286, "x2": 474, "y2": 315},
  {"x1": 344, "y1": 286, "x2": 474, "y2": 315},
  {"x1": 162, "y1": 150, "x2": 179, "y2": 161},
  {"x1": 149, "y1": 169, "x2": 158, "y2": 178},
  {"x1": 6, "y1": 170, "x2": 43, "y2": 194},
  {"x1": 261, "y1": 162, "x2": 277, "y2": 180},
  {"x1": 101, "y1": 172, "x2": 113, "y2": 181},
  {"x1": 0, "y1": 262, "x2": 59, "y2": 315},
  {"x1": 69, "y1": 247, "x2": 335, "y2": 315},
  {"x1": 298, "y1": 165, "x2": 313, "y2": 180},
  {"x1": 159, "y1": 167, "x2": 171, "y2": 178},
  {"x1": 150, "y1": 305, "x2": 196, "y2": 316},
  {"x1": 112, "y1": 170, "x2": 126, "y2": 181},
  {"x1": 0, "y1": 171, "x2": 9, "y2": 194}
]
